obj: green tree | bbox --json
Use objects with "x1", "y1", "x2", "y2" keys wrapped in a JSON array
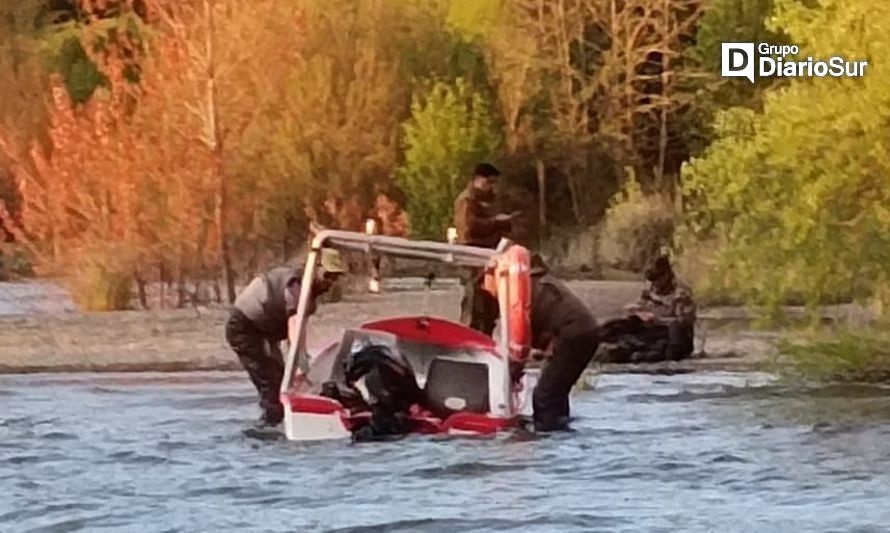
[
  {"x1": 685, "y1": 0, "x2": 788, "y2": 154},
  {"x1": 680, "y1": 0, "x2": 889, "y2": 315},
  {"x1": 397, "y1": 77, "x2": 502, "y2": 239}
]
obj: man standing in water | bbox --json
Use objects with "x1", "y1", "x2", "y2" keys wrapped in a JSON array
[
  {"x1": 516, "y1": 254, "x2": 600, "y2": 432},
  {"x1": 453, "y1": 163, "x2": 518, "y2": 335},
  {"x1": 225, "y1": 250, "x2": 346, "y2": 427}
]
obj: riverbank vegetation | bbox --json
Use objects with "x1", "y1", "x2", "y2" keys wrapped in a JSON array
[
  {"x1": 0, "y1": 0, "x2": 758, "y2": 308},
  {"x1": 680, "y1": 0, "x2": 890, "y2": 379},
  {"x1": 0, "y1": 0, "x2": 886, "y2": 350},
  {"x1": 680, "y1": 0, "x2": 890, "y2": 317},
  {"x1": 776, "y1": 327, "x2": 890, "y2": 383}
]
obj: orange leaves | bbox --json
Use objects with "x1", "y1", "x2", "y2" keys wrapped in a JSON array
[
  {"x1": 0, "y1": 4, "x2": 215, "y2": 290},
  {"x1": 1, "y1": 0, "x2": 417, "y2": 306}
]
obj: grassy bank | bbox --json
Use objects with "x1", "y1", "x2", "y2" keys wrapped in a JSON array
[{"x1": 774, "y1": 326, "x2": 890, "y2": 383}]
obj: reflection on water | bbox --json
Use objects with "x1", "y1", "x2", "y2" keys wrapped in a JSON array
[{"x1": 2, "y1": 371, "x2": 890, "y2": 532}]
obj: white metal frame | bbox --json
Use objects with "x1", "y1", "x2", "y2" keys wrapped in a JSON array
[{"x1": 280, "y1": 230, "x2": 517, "y2": 412}]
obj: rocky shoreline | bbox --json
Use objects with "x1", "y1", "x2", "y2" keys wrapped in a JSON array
[{"x1": 0, "y1": 279, "x2": 779, "y2": 375}]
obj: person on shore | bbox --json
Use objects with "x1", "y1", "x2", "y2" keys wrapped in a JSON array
[
  {"x1": 225, "y1": 250, "x2": 346, "y2": 427},
  {"x1": 452, "y1": 162, "x2": 518, "y2": 335},
  {"x1": 513, "y1": 254, "x2": 600, "y2": 432},
  {"x1": 599, "y1": 255, "x2": 697, "y2": 363}
]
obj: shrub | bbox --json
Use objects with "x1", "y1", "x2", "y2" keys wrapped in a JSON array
[
  {"x1": 538, "y1": 226, "x2": 600, "y2": 277},
  {"x1": 0, "y1": 245, "x2": 34, "y2": 281},
  {"x1": 776, "y1": 327, "x2": 890, "y2": 383},
  {"x1": 598, "y1": 170, "x2": 675, "y2": 273},
  {"x1": 679, "y1": 0, "x2": 890, "y2": 314},
  {"x1": 63, "y1": 243, "x2": 138, "y2": 311}
]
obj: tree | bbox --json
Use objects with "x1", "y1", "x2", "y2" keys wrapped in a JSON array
[
  {"x1": 259, "y1": 0, "x2": 408, "y2": 238},
  {"x1": 511, "y1": 0, "x2": 607, "y2": 224},
  {"x1": 680, "y1": 0, "x2": 890, "y2": 313},
  {"x1": 0, "y1": 0, "x2": 51, "y2": 244},
  {"x1": 685, "y1": 0, "x2": 787, "y2": 154},
  {"x1": 150, "y1": 0, "x2": 307, "y2": 300},
  {"x1": 397, "y1": 77, "x2": 502, "y2": 239},
  {"x1": 0, "y1": 12, "x2": 215, "y2": 309},
  {"x1": 0, "y1": 0, "x2": 309, "y2": 308},
  {"x1": 482, "y1": 2, "x2": 553, "y2": 239},
  {"x1": 587, "y1": 0, "x2": 705, "y2": 194}
]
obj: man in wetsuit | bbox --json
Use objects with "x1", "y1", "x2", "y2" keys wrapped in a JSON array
[
  {"x1": 453, "y1": 163, "x2": 518, "y2": 335},
  {"x1": 225, "y1": 250, "x2": 346, "y2": 427},
  {"x1": 517, "y1": 254, "x2": 600, "y2": 432}
]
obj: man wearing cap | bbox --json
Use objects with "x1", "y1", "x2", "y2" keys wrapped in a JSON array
[
  {"x1": 225, "y1": 250, "x2": 347, "y2": 427},
  {"x1": 510, "y1": 254, "x2": 600, "y2": 432},
  {"x1": 452, "y1": 162, "x2": 518, "y2": 335},
  {"x1": 600, "y1": 255, "x2": 697, "y2": 363}
]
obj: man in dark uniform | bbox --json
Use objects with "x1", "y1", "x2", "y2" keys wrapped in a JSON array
[
  {"x1": 516, "y1": 254, "x2": 600, "y2": 432},
  {"x1": 599, "y1": 255, "x2": 697, "y2": 363},
  {"x1": 453, "y1": 163, "x2": 517, "y2": 335},
  {"x1": 225, "y1": 250, "x2": 346, "y2": 427}
]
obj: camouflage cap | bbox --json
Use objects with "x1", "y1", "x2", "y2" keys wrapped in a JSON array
[{"x1": 320, "y1": 248, "x2": 346, "y2": 274}]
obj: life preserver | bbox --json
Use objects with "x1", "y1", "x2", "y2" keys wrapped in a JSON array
[{"x1": 483, "y1": 244, "x2": 532, "y2": 364}]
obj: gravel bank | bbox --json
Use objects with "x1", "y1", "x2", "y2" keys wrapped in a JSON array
[{"x1": 0, "y1": 279, "x2": 776, "y2": 374}]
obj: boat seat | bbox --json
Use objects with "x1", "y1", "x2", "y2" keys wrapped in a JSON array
[{"x1": 422, "y1": 357, "x2": 490, "y2": 419}]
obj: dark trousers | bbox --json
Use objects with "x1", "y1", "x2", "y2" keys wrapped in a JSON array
[
  {"x1": 532, "y1": 329, "x2": 600, "y2": 432},
  {"x1": 459, "y1": 268, "x2": 498, "y2": 335},
  {"x1": 599, "y1": 317, "x2": 694, "y2": 363},
  {"x1": 225, "y1": 309, "x2": 285, "y2": 425}
]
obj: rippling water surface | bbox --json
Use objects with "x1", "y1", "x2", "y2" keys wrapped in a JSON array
[{"x1": 3, "y1": 371, "x2": 890, "y2": 532}]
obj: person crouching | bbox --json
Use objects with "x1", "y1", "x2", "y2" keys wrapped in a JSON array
[
  {"x1": 225, "y1": 250, "x2": 346, "y2": 427},
  {"x1": 519, "y1": 254, "x2": 600, "y2": 432}
]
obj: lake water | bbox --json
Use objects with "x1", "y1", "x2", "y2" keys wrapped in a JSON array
[{"x1": 2, "y1": 371, "x2": 890, "y2": 532}]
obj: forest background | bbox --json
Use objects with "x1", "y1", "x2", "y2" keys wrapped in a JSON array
[{"x1": 1, "y1": 0, "x2": 886, "y2": 330}]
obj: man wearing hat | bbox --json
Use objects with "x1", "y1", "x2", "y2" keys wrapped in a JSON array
[
  {"x1": 519, "y1": 253, "x2": 600, "y2": 432},
  {"x1": 225, "y1": 249, "x2": 347, "y2": 426},
  {"x1": 452, "y1": 162, "x2": 519, "y2": 334},
  {"x1": 600, "y1": 255, "x2": 697, "y2": 363}
]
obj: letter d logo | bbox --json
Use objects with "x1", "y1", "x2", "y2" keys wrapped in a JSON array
[{"x1": 721, "y1": 42, "x2": 755, "y2": 83}]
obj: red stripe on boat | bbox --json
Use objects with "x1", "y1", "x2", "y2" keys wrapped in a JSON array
[
  {"x1": 281, "y1": 394, "x2": 344, "y2": 415},
  {"x1": 361, "y1": 316, "x2": 497, "y2": 351},
  {"x1": 442, "y1": 412, "x2": 514, "y2": 434}
]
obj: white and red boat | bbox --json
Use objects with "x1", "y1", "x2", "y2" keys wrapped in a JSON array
[{"x1": 279, "y1": 229, "x2": 536, "y2": 441}]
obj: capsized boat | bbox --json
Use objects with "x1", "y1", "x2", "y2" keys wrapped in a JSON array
[{"x1": 279, "y1": 229, "x2": 536, "y2": 441}]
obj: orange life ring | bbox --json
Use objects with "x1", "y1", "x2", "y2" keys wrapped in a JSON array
[{"x1": 483, "y1": 244, "x2": 532, "y2": 364}]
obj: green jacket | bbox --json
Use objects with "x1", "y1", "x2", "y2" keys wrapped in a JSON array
[
  {"x1": 233, "y1": 267, "x2": 317, "y2": 340},
  {"x1": 637, "y1": 279, "x2": 697, "y2": 326}
]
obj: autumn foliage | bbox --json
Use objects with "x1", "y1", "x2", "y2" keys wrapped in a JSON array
[
  {"x1": 7, "y1": 0, "x2": 873, "y2": 322},
  {"x1": 1, "y1": 10, "x2": 213, "y2": 309},
  {"x1": 0, "y1": 0, "x2": 413, "y2": 309}
]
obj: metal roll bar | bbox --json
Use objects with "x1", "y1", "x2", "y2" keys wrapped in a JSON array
[
  {"x1": 280, "y1": 230, "x2": 513, "y2": 397},
  {"x1": 308, "y1": 229, "x2": 499, "y2": 266}
]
